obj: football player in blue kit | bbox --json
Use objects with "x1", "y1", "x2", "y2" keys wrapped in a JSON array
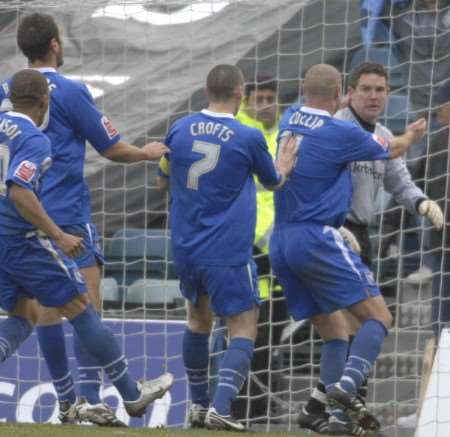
[
  {"x1": 158, "y1": 64, "x2": 298, "y2": 431},
  {"x1": 0, "y1": 69, "x2": 172, "y2": 425},
  {"x1": 0, "y1": 13, "x2": 172, "y2": 425},
  {"x1": 270, "y1": 64, "x2": 426, "y2": 435}
]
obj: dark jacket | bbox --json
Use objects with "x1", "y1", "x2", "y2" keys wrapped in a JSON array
[{"x1": 425, "y1": 117, "x2": 450, "y2": 250}]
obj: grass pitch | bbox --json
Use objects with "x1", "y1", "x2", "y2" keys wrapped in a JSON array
[{"x1": 0, "y1": 423, "x2": 317, "y2": 437}]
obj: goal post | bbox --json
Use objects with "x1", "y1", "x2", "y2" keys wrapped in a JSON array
[{"x1": 416, "y1": 327, "x2": 450, "y2": 437}]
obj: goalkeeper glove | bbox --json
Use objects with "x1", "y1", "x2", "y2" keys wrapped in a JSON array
[
  {"x1": 338, "y1": 226, "x2": 361, "y2": 253},
  {"x1": 418, "y1": 199, "x2": 444, "y2": 230}
]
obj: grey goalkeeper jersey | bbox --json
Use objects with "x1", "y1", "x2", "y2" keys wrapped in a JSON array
[{"x1": 335, "y1": 107, "x2": 426, "y2": 225}]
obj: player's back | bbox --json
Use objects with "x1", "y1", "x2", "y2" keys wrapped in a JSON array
[
  {"x1": 166, "y1": 109, "x2": 279, "y2": 266},
  {"x1": 275, "y1": 105, "x2": 390, "y2": 229},
  {"x1": 0, "y1": 111, "x2": 51, "y2": 235},
  {"x1": 0, "y1": 68, "x2": 120, "y2": 226}
]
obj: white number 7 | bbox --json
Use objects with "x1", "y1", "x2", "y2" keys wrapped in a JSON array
[{"x1": 187, "y1": 140, "x2": 221, "y2": 190}]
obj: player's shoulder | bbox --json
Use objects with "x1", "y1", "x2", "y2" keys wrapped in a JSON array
[
  {"x1": 328, "y1": 114, "x2": 356, "y2": 130},
  {"x1": 169, "y1": 112, "x2": 197, "y2": 130},
  {"x1": 48, "y1": 71, "x2": 89, "y2": 97},
  {"x1": 2, "y1": 113, "x2": 49, "y2": 146},
  {"x1": 280, "y1": 103, "x2": 301, "y2": 123},
  {"x1": 326, "y1": 116, "x2": 365, "y2": 143},
  {"x1": 0, "y1": 79, "x2": 10, "y2": 99}
]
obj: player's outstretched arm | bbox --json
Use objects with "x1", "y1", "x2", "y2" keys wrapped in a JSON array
[
  {"x1": 9, "y1": 184, "x2": 84, "y2": 257},
  {"x1": 388, "y1": 118, "x2": 426, "y2": 159},
  {"x1": 101, "y1": 140, "x2": 169, "y2": 163}
]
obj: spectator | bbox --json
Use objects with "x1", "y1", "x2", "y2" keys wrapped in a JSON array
[
  {"x1": 391, "y1": 0, "x2": 450, "y2": 111},
  {"x1": 425, "y1": 80, "x2": 450, "y2": 337}
]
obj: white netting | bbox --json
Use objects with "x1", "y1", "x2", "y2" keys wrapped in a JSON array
[{"x1": 0, "y1": 0, "x2": 449, "y2": 434}]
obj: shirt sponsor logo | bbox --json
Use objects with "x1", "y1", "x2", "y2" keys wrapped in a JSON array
[
  {"x1": 101, "y1": 115, "x2": 118, "y2": 139},
  {"x1": 371, "y1": 133, "x2": 389, "y2": 150},
  {"x1": 14, "y1": 160, "x2": 36, "y2": 183}
]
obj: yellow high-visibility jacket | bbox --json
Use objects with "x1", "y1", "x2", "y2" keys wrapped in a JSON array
[
  {"x1": 236, "y1": 107, "x2": 280, "y2": 299},
  {"x1": 236, "y1": 107, "x2": 279, "y2": 255}
]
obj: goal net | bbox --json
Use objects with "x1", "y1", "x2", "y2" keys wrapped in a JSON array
[{"x1": 0, "y1": 0, "x2": 449, "y2": 434}]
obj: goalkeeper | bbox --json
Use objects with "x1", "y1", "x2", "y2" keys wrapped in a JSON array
[{"x1": 298, "y1": 62, "x2": 443, "y2": 434}]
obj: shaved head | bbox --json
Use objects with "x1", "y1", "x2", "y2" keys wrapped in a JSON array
[{"x1": 303, "y1": 64, "x2": 342, "y2": 100}]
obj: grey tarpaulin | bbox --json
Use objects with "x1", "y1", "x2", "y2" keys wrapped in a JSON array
[{"x1": 0, "y1": 0, "x2": 361, "y2": 236}]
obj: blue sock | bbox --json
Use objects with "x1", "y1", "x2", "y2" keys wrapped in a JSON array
[
  {"x1": 36, "y1": 324, "x2": 76, "y2": 404},
  {"x1": 69, "y1": 305, "x2": 139, "y2": 402},
  {"x1": 74, "y1": 332, "x2": 102, "y2": 404},
  {"x1": 0, "y1": 316, "x2": 33, "y2": 363},
  {"x1": 183, "y1": 328, "x2": 210, "y2": 408},
  {"x1": 213, "y1": 337, "x2": 254, "y2": 416},
  {"x1": 340, "y1": 319, "x2": 388, "y2": 394},
  {"x1": 320, "y1": 339, "x2": 348, "y2": 393}
]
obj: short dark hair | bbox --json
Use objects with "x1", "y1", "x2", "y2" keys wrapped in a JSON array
[
  {"x1": 10, "y1": 69, "x2": 49, "y2": 108},
  {"x1": 17, "y1": 13, "x2": 60, "y2": 62},
  {"x1": 347, "y1": 62, "x2": 389, "y2": 89},
  {"x1": 206, "y1": 64, "x2": 244, "y2": 102},
  {"x1": 245, "y1": 76, "x2": 278, "y2": 98}
]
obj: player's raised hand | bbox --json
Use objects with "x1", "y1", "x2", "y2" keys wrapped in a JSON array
[
  {"x1": 276, "y1": 134, "x2": 299, "y2": 178},
  {"x1": 54, "y1": 232, "x2": 85, "y2": 258},
  {"x1": 141, "y1": 142, "x2": 169, "y2": 161},
  {"x1": 405, "y1": 118, "x2": 427, "y2": 143}
]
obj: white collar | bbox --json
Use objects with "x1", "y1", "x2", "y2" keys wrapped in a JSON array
[
  {"x1": 300, "y1": 105, "x2": 331, "y2": 117},
  {"x1": 6, "y1": 111, "x2": 36, "y2": 127},
  {"x1": 30, "y1": 67, "x2": 57, "y2": 74},
  {"x1": 201, "y1": 109, "x2": 235, "y2": 119}
]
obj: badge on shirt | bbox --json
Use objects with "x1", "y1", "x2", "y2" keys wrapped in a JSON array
[
  {"x1": 101, "y1": 116, "x2": 118, "y2": 139},
  {"x1": 14, "y1": 160, "x2": 37, "y2": 183},
  {"x1": 371, "y1": 133, "x2": 389, "y2": 150}
]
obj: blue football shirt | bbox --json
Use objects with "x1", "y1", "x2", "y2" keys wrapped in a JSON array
[
  {"x1": 162, "y1": 109, "x2": 281, "y2": 266},
  {"x1": 275, "y1": 105, "x2": 390, "y2": 228},
  {"x1": 0, "y1": 68, "x2": 121, "y2": 225},
  {"x1": 0, "y1": 112, "x2": 52, "y2": 235}
]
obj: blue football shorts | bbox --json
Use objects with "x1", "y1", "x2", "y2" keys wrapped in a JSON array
[
  {"x1": 61, "y1": 223, "x2": 104, "y2": 269},
  {"x1": 0, "y1": 234, "x2": 86, "y2": 312},
  {"x1": 175, "y1": 259, "x2": 260, "y2": 317},
  {"x1": 270, "y1": 223, "x2": 380, "y2": 320}
]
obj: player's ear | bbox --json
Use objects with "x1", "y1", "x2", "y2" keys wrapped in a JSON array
[
  {"x1": 235, "y1": 84, "x2": 244, "y2": 100},
  {"x1": 49, "y1": 38, "x2": 59, "y2": 53},
  {"x1": 347, "y1": 86, "x2": 355, "y2": 100}
]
